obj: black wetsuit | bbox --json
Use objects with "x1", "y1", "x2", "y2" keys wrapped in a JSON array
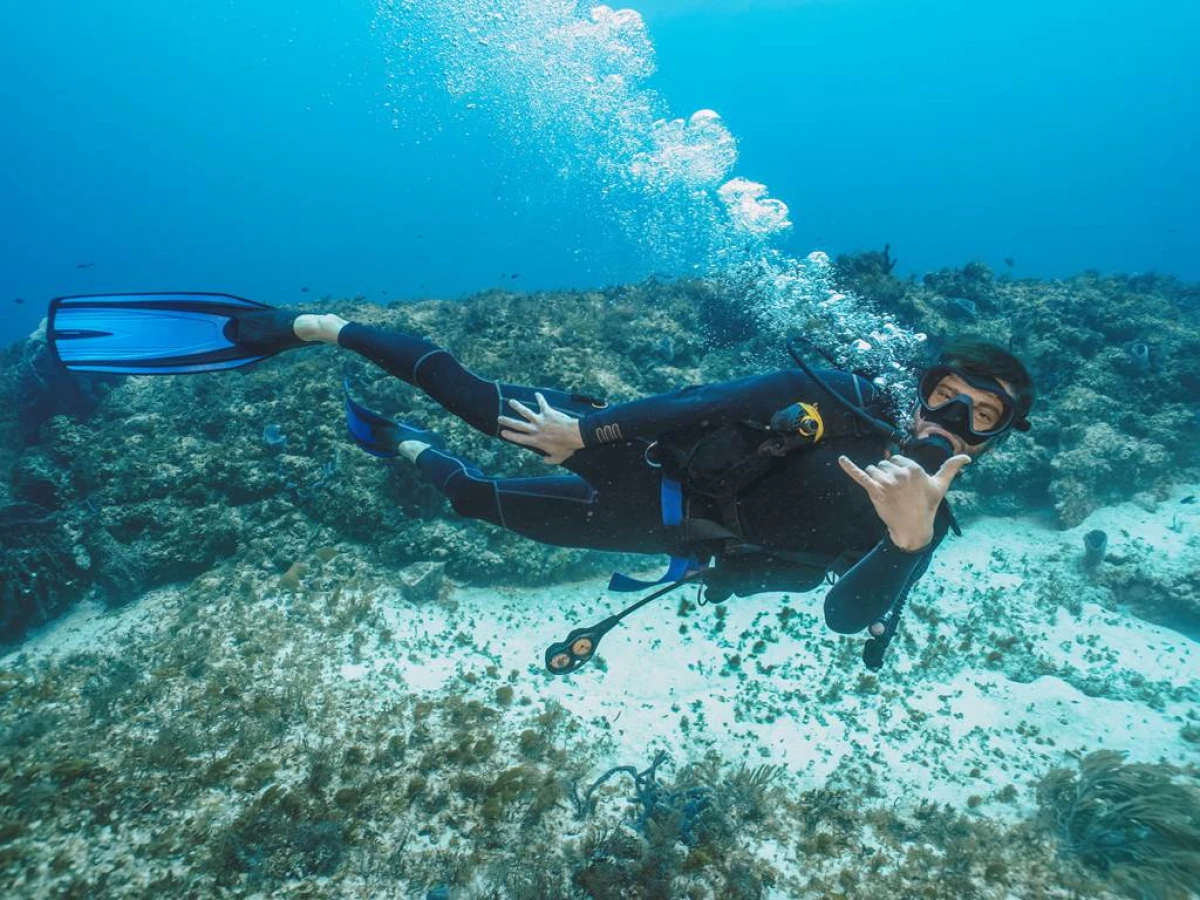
[{"x1": 341, "y1": 324, "x2": 953, "y2": 634}]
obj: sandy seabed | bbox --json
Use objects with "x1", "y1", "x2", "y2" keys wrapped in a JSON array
[{"x1": 3, "y1": 482, "x2": 1197, "y2": 899}]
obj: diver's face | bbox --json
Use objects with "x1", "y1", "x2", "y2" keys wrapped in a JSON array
[{"x1": 911, "y1": 373, "x2": 1016, "y2": 456}]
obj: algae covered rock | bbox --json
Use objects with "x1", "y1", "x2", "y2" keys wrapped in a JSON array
[{"x1": 397, "y1": 560, "x2": 446, "y2": 605}]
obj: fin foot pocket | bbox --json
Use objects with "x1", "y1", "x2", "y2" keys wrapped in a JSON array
[{"x1": 223, "y1": 309, "x2": 306, "y2": 354}]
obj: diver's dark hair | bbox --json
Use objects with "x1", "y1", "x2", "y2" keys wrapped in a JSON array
[{"x1": 937, "y1": 337, "x2": 1036, "y2": 420}]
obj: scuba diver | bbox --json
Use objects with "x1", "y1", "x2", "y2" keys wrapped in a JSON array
[{"x1": 47, "y1": 293, "x2": 1035, "y2": 672}]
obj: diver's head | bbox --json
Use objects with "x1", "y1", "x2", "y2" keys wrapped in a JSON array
[{"x1": 911, "y1": 338, "x2": 1035, "y2": 458}]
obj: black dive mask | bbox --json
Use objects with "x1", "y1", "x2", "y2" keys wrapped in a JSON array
[{"x1": 917, "y1": 365, "x2": 1028, "y2": 445}]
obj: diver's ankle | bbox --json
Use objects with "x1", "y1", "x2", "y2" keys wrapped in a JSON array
[
  {"x1": 293, "y1": 314, "x2": 348, "y2": 344},
  {"x1": 398, "y1": 440, "x2": 431, "y2": 463}
]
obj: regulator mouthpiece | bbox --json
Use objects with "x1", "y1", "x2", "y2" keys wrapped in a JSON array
[{"x1": 905, "y1": 434, "x2": 955, "y2": 475}]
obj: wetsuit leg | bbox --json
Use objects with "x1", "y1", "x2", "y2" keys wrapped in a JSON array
[
  {"x1": 340, "y1": 324, "x2": 669, "y2": 552},
  {"x1": 414, "y1": 444, "x2": 671, "y2": 554},
  {"x1": 337, "y1": 324, "x2": 606, "y2": 439}
]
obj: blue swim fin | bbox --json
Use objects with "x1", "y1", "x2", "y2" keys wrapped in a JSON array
[
  {"x1": 48, "y1": 292, "x2": 306, "y2": 375},
  {"x1": 343, "y1": 377, "x2": 443, "y2": 458}
]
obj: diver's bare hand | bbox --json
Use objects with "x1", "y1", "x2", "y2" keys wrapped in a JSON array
[
  {"x1": 838, "y1": 453, "x2": 970, "y2": 550},
  {"x1": 498, "y1": 393, "x2": 584, "y2": 464}
]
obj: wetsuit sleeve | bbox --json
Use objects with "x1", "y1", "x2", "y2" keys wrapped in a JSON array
[
  {"x1": 822, "y1": 534, "x2": 937, "y2": 634},
  {"x1": 577, "y1": 370, "x2": 863, "y2": 448}
]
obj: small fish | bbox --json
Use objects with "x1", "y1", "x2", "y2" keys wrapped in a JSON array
[
  {"x1": 511, "y1": 273, "x2": 520, "y2": 279},
  {"x1": 1003, "y1": 257, "x2": 1015, "y2": 268},
  {"x1": 12, "y1": 297, "x2": 24, "y2": 305},
  {"x1": 1182, "y1": 495, "x2": 1195, "y2": 505},
  {"x1": 300, "y1": 286, "x2": 309, "y2": 293},
  {"x1": 76, "y1": 262, "x2": 95, "y2": 269}
]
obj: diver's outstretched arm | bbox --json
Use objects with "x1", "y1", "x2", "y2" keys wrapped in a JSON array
[{"x1": 573, "y1": 368, "x2": 875, "y2": 450}]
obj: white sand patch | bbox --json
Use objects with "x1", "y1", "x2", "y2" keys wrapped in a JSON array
[
  {"x1": 343, "y1": 479, "x2": 1197, "y2": 822},
  {"x1": 1, "y1": 586, "x2": 182, "y2": 669}
]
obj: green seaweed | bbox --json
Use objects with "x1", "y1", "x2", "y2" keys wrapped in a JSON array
[{"x1": 1037, "y1": 750, "x2": 1200, "y2": 900}]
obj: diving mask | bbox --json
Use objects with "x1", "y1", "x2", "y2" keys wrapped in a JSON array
[{"x1": 917, "y1": 365, "x2": 1028, "y2": 444}]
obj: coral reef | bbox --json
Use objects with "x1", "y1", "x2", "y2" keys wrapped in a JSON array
[
  {"x1": 1037, "y1": 750, "x2": 1200, "y2": 900},
  {"x1": 0, "y1": 501, "x2": 87, "y2": 638},
  {"x1": 833, "y1": 244, "x2": 906, "y2": 308}
]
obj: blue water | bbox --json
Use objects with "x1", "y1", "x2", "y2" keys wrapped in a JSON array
[{"x1": 2, "y1": 0, "x2": 1197, "y2": 348}]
